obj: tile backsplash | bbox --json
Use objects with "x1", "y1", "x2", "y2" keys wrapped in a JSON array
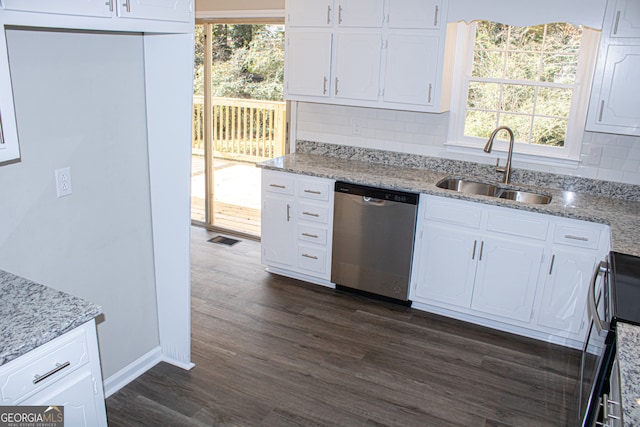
[{"x1": 295, "y1": 102, "x2": 640, "y2": 186}]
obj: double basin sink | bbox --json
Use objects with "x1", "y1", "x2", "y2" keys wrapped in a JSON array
[{"x1": 436, "y1": 178, "x2": 552, "y2": 205}]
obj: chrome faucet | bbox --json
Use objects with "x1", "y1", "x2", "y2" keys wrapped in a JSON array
[{"x1": 484, "y1": 126, "x2": 515, "y2": 184}]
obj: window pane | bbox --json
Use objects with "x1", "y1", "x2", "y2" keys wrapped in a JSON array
[
  {"x1": 541, "y1": 53, "x2": 578, "y2": 83},
  {"x1": 508, "y1": 25, "x2": 545, "y2": 51},
  {"x1": 544, "y1": 23, "x2": 581, "y2": 54},
  {"x1": 537, "y1": 87, "x2": 573, "y2": 118},
  {"x1": 506, "y1": 51, "x2": 541, "y2": 80},
  {"x1": 468, "y1": 82, "x2": 500, "y2": 110},
  {"x1": 475, "y1": 21, "x2": 508, "y2": 50},
  {"x1": 532, "y1": 117, "x2": 567, "y2": 147},
  {"x1": 464, "y1": 110, "x2": 498, "y2": 138},
  {"x1": 472, "y1": 50, "x2": 505, "y2": 78},
  {"x1": 503, "y1": 84, "x2": 535, "y2": 114},
  {"x1": 500, "y1": 114, "x2": 532, "y2": 142}
]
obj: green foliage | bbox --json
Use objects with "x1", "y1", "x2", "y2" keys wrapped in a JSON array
[
  {"x1": 193, "y1": 24, "x2": 284, "y2": 101},
  {"x1": 465, "y1": 21, "x2": 583, "y2": 147}
]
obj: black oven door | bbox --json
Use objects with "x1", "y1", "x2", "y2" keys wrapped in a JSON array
[{"x1": 578, "y1": 261, "x2": 613, "y2": 427}]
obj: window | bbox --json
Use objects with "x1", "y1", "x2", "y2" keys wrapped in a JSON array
[{"x1": 449, "y1": 21, "x2": 600, "y2": 163}]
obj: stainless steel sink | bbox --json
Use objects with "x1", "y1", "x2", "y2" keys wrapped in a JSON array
[
  {"x1": 435, "y1": 178, "x2": 499, "y2": 196},
  {"x1": 497, "y1": 190, "x2": 552, "y2": 205},
  {"x1": 436, "y1": 177, "x2": 552, "y2": 205}
]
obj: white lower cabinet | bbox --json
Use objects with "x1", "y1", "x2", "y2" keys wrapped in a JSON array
[
  {"x1": 0, "y1": 320, "x2": 107, "y2": 427},
  {"x1": 411, "y1": 194, "x2": 609, "y2": 347},
  {"x1": 261, "y1": 169, "x2": 335, "y2": 284}
]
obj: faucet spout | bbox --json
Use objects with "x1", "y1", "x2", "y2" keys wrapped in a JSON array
[{"x1": 484, "y1": 126, "x2": 515, "y2": 184}]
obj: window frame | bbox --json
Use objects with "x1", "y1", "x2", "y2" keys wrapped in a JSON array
[{"x1": 446, "y1": 21, "x2": 601, "y2": 166}]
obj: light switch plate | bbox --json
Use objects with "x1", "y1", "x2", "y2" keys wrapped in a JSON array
[{"x1": 55, "y1": 167, "x2": 73, "y2": 198}]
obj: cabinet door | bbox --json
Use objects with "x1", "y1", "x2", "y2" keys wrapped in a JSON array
[
  {"x1": 536, "y1": 250, "x2": 596, "y2": 337},
  {"x1": 412, "y1": 222, "x2": 477, "y2": 309},
  {"x1": 334, "y1": 33, "x2": 382, "y2": 101},
  {"x1": 610, "y1": 0, "x2": 640, "y2": 37},
  {"x1": 285, "y1": 31, "x2": 332, "y2": 98},
  {"x1": 383, "y1": 34, "x2": 439, "y2": 106},
  {"x1": 1, "y1": 0, "x2": 112, "y2": 17},
  {"x1": 21, "y1": 371, "x2": 107, "y2": 427},
  {"x1": 336, "y1": 0, "x2": 384, "y2": 27},
  {"x1": 287, "y1": 0, "x2": 334, "y2": 27},
  {"x1": 261, "y1": 192, "x2": 295, "y2": 267},
  {"x1": 0, "y1": 26, "x2": 20, "y2": 164},
  {"x1": 471, "y1": 236, "x2": 544, "y2": 323},
  {"x1": 592, "y1": 44, "x2": 640, "y2": 134},
  {"x1": 388, "y1": 0, "x2": 442, "y2": 29},
  {"x1": 117, "y1": 0, "x2": 193, "y2": 22}
]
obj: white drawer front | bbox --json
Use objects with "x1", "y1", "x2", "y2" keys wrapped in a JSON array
[
  {"x1": 298, "y1": 179, "x2": 331, "y2": 201},
  {"x1": 553, "y1": 223, "x2": 601, "y2": 249},
  {"x1": 263, "y1": 171, "x2": 295, "y2": 195},
  {"x1": 297, "y1": 245, "x2": 328, "y2": 274},
  {"x1": 0, "y1": 327, "x2": 89, "y2": 404},
  {"x1": 298, "y1": 202, "x2": 329, "y2": 224},
  {"x1": 486, "y1": 211, "x2": 549, "y2": 240},
  {"x1": 298, "y1": 224, "x2": 328, "y2": 245},
  {"x1": 425, "y1": 198, "x2": 482, "y2": 228}
]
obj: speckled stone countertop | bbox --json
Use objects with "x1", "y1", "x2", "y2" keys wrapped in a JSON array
[
  {"x1": 0, "y1": 270, "x2": 102, "y2": 366},
  {"x1": 257, "y1": 150, "x2": 640, "y2": 424},
  {"x1": 258, "y1": 152, "x2": 640, "y2": 257}
]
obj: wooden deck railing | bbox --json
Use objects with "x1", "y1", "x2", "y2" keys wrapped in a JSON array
[{"x1": 193, "y1": 96, "x2": 286, "y2": 162}]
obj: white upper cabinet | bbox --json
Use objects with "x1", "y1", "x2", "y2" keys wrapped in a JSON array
[
  {"x1": 0, "y1": 27, "x2": 20, "y2": 164},
  {"x1": 590, "y1": 45, "x2": 640, "y2": 133},
  {"x1": 285, "y1": 31, "x2": 332, "y2": 98},
  {"x1": 117, "y1": 0, "x2": 193, "y2": 23},
  {"x1": 587, "y1": 0, "x2": 640, "y2": 136},
  {"x1": 387, "y1": 0, "x2": 442, "y2": 29},
  {"x1": 287, "y1": 0, "x2": 334, "y2": 27},
  {"x1": 1, "y1": 0, "x2": 193, "y2": 22},
  {"x1": 334, "y1": 33, "x2": 382, "y2": 101},
  {"x1": 383, "y1": 33, "x2": 439, "y2": 106},
  {"x1": 1, "y1": 0, "x2": 112, "y2": 17},
  {"x1": 610, "y1": 0, "x2": 640, "y2": 37},
  {"x1": 336, "y1": 0, "x2": 384, "y2": 27}
]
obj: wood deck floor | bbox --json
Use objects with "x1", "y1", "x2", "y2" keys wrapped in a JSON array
[{"x1": 105, "y1": 226, "x2": 581, "y2": 427}]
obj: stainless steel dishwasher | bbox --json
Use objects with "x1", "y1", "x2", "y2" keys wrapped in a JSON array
[{"x1": 331, "y1": 182, "x2": 418, "y2": 303}]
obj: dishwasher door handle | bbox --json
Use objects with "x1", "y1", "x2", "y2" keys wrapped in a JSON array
[{"x1": 362, "y1": 196, "x2": 385, "y2": 206}]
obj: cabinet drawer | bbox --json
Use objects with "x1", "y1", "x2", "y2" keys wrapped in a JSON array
[
  {"x1": 297, "y1": 245, "x2": 328, "y2": 274},
  {"x1": 553, "y1": 223, "x2": 601, "y2": 249},
  {"x1": 298, "y1": 202, "x2": 329, "y2": 223},
  {"x1": 0, "y1": 326, "x2": 90, "y2": 404},
  {"x1": 297, "y1": 224, "x2": 328, "y2": 245},
  {"x1": 487, "y1": 211, "x2": 549, "y2": 240},
  {"x1": 298, "y1": 179, "x2": 331, "y2": 201},
  {"x1": 263, "y1": 172, "x2": 295, "y2": 195},
  {"x1": 425, "y1": 198, "x2": 482, "y2": 228}
]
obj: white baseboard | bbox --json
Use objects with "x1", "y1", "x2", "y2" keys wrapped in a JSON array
[
  {"x1": 162, "y1": 356, "x2": 195, "y2": 371},
  {"x1": 103, "y1": 346, "x2": 163, "y2": 398}
]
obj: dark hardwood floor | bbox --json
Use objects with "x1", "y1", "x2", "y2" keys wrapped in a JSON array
[{"x1": 106, "y1": 226, "x2": 581, "y2": 426}]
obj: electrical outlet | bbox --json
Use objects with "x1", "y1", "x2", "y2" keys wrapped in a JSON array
[
  {"x1": 350, "y1": 118, "x2": 363, "y2": 135},
  {"x1": 55, "y1": 167, "x2": 73, "y2": 198}
]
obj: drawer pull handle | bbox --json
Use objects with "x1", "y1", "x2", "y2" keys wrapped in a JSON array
[
  {"x1": 304, "y1": 189, "x2": 322, "y2": 195},
  {"x1": 302, "y1": 233, "x2": 319, "y2": 238},
  {"x1": 33, "y1": 361, "x2": 71, "y2": 384},
  {"x1": 565, "y1": 234, "x2": 588, "y2": 242},
  {"x1": 302, "y1": 253, "x2": 318, "y2": 260},
  {"x1": 270, "y1": 184, "x2": 286, "y2": 189},
  {"x1": 303, "y1": 211, "x2": 320, "y2": 217}
]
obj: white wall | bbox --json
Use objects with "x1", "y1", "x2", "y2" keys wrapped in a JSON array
[
  {"x1": 0, "y1": 29, "x2": 160, "y2": 378},
  {"x1": 196, "y1": 0, "x2": 283, "y2": 13},
  {"x1": 296, "y1": 100, "x2": 640, "y2": 186}
]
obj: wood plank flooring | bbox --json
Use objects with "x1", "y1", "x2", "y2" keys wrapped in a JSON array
[{"x1": 106, "y1": 226, "x2": 581, "y2": 426}]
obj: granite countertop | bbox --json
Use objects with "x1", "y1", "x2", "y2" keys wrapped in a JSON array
[
  {"x1": 258, "y1": 151, "x2": 640, "y2": 425},
  {"x1": 258, "y1": 153, "x2": 640, "y2": 257},
  {"x1": 0, "y1": 270, "x2": 102, "y2": 366}
]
